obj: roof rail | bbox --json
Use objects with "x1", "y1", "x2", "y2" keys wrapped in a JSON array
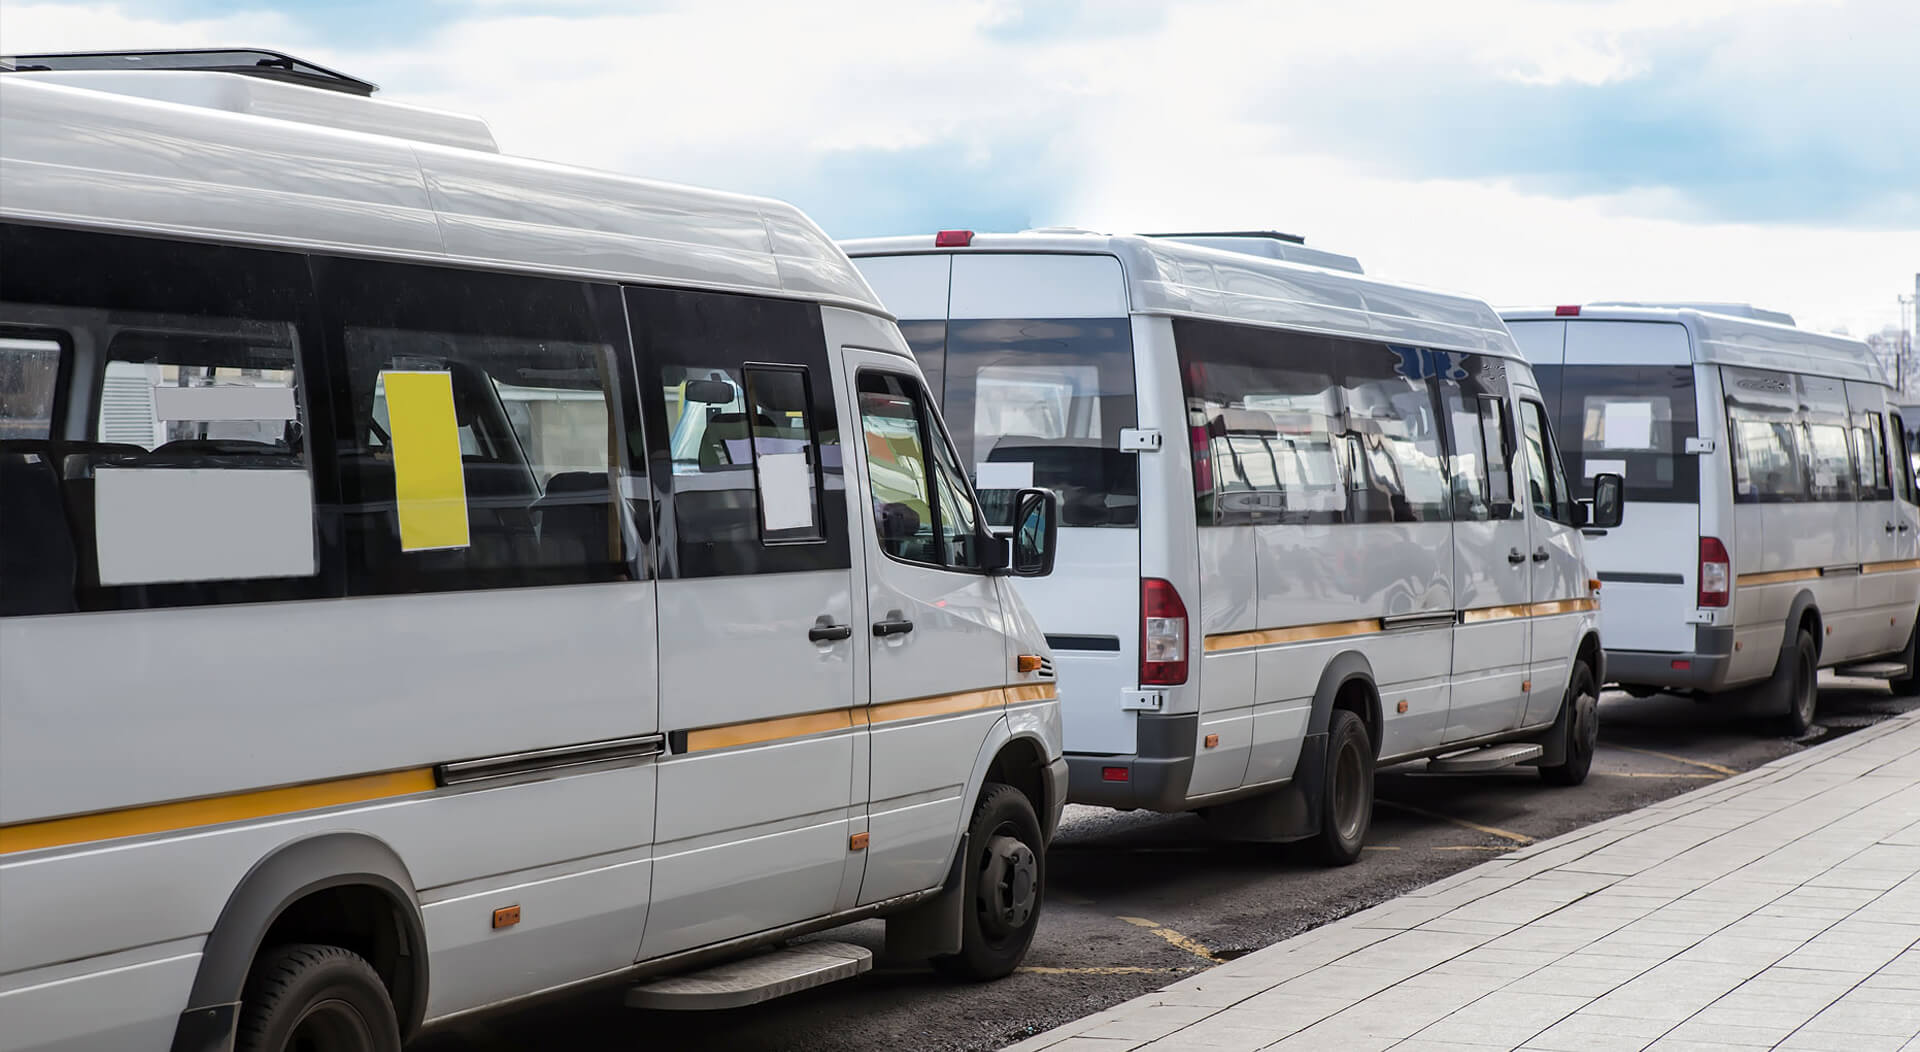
[
  {"x1": 0, "y1": 48, "x2": 377, "y2": 96},
  {"x1": 1145, "y1": 229, "x2": 1307, "y2": 245}
]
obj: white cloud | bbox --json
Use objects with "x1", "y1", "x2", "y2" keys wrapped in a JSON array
[{"x1": 1, "y1": 0, "x2": 1910, "y2": 335}]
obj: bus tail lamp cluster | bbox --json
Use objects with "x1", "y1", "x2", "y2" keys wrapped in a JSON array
[
  {"x1": 1141, "y1": 578, "x2": 1189, "y2": 686},
  {"x1": 934, "y1": 229, "x2": 974, "y2": 247},
  {"x1": 1699, "y1": 537, "x2": 1731, "y2": 608}
]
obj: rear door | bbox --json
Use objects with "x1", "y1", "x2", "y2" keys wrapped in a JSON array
[
  {"x1": 842, "y1": 351, "x2": 1012, "y2": 903},
  {"x1": 1529, "y1": 320, "x2": 1700, "y2": 654},
  {"x1": 1850, "y1": 383, "x2": 1905, "y2": 655}
]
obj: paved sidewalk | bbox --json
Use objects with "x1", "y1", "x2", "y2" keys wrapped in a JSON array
[{"x1": 1009, "y1": 711, "x2": 1920, "y2": 1052}]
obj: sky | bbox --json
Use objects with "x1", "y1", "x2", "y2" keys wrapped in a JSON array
[{"x1": 3, "y1": 0, "x2": 1915, "y2": 337}]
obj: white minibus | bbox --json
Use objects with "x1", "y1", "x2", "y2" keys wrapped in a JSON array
[
  {"x1": 0, "y1": 50, "x2": 1067, "y2": 1052},
  {"x1": 843, "y1": 229, "x2": 1622, "y2": 865},
  {"x1": 1503, "y1": 303, "x2": 1920, "y2": 733}
]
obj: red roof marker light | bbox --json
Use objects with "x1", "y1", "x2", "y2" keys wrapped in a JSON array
[
  {"x1": 934, "y1": 229, "x2": 974, "y2": 247},
  {"x1": 1554, "y1": 304, "x2": 1581, "y2": 317}
]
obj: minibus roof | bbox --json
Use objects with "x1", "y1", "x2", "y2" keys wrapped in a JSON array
[
  {"x1": 0, "y1": 73, "x2": 885, "y2": 318},
  {"x1": 1500, "y1": 304, "x2": 1884, "y2": 384},
  {"x1": 842, "y1": 229, "x2": 1520, "y2": 359}
]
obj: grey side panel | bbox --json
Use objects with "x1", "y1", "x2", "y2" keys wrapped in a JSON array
[{"x1": 176, "y1": 833, "x2": 426, "y2": 1045}]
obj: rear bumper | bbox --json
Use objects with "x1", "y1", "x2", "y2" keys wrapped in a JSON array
[
  {"x1": 1065, "y1": 713, "x2": 1197, "y2": 812},
  {"x1": 1607, "y1": 626, "x2": 1738, "y2": 693}
]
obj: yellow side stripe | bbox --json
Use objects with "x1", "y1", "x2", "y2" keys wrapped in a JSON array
[
  {"x1": 0, "y1": 768, "x2": 437, "y2": 856},
  {"x1": 1738, "y1": 568, "x2": 1822, "y2": 586},
  {"x1": 678, "y1": 682, "x2": 1059, "y2": 755},
  {"x1": 1864, "y1": 559, "x2": 1920, "y2": 575},
  {"x1": 1206, "y1": 600, "x2": 1599, "y2": 653}
]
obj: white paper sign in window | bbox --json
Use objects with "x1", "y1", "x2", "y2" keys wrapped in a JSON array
[
  {"x1": 975, "y1": 460, "x2": 1035, "y2": 491},
  {"x1": 94, "y1": 467, "x2": 316, "y2": 585},
  {"x1": 756, "y1": 451, "x2": 816, "y2": 533},
  {"x1": 1602, "y1": 401, "x2": 1655, "y2": 450}
]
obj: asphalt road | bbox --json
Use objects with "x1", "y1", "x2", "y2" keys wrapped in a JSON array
[{"x1": 415, "y1": 676, "x2": 1920, "y2": 1052}]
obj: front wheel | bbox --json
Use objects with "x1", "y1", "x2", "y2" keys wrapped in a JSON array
[
  {"x1": 931, "y1": 783, "x2": 1045, "y2": 981},
  {"x1": 236, "y1": 944, "x2": 400, "y2": 1052},
  {"x1": 1311, "y1": 709, "x2": 1374, "y2": 866},
  {"x1": 1539, "y1": 662, "x2": 1599, "y2": 787}
]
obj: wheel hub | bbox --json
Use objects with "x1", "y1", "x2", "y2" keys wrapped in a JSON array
[{"x1": 978, "y1": 833, "x2": 1037, "y2": 935}]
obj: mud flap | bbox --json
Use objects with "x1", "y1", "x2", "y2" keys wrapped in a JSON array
[
  {"x1": 1529, "y1": 689, "x2": 1574, "y2": 768},
  {"x1": 1201, "y1": 732, "x2": 1329, "y2": 842},
  {"x1": 883, "y1": 832, "x2": 968, "y2": 960}
]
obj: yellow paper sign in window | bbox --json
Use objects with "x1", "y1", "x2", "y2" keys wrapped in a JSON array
[{"x1": 382, "y1": 370, "x2": 470, "y2": 552}]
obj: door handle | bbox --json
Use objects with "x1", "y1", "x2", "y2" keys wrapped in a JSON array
[
  {"x1": 1508, "y1": 548, "x2": 1527, "y2": 565},
  {"x1": 809, "y1": 623, "x2": 853, "y2": 643},
  {"x1": 872, "y1": 617, "x2": 915, "y2": 638},
  {"x1": 1887, "y1": 522, "x2": 1897, "y2": 534},
  {"x1": 1532, "y1": 547, "x2": 1551, "y2": 563},
  {"x1": 1902, "y1": 523, "x2": 1913, "y2": 533}
]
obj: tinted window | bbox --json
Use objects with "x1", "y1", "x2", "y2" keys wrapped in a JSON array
[
  {"x1": 898, "y1": 319, "x2": 947, "y2": 401},
  {"x1": 1854, "y1": 412, "x2": 1893, "y2": 503},
  {"x1": 629, "y1": 286, "x2": 846, "y2": 579},
  {"x1": 1538, "y1": 364, "x2": 1699, "y2": 503},
  {"x1": 1439, "y1": 357, "x2": 1519, "y2": 522},
  {"x1": 941, "y1": 318, "x2": 1137, "y2": 527},
  {"x1": 1798, "y1": 375, "x2": 1855, "y2": 503},
  {"x1": 1176, "y1": 317, "x2": 1345, "y2": 526},
  {"x1": 1340, "y1": 346, "x2": 1449, "y2": 523},
  {"x1": 1724, "y1": 367, "x2": 1806, "y2": 504},
  {"x1": 321, "y1": 257, "x2": 645, "y2": 593},
  {"x1": 1893, "y1": 411, "x2": 1917, "y2": 504},
  {"x1": 859, "y1": 371, "x2": 988, "y2": 570}
]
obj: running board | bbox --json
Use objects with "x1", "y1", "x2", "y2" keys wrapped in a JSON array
[
  {"x1": 626, "y1": 941, "x2": 872, "y2": 1011},
  {"x1": 1425, "y1": 742, "x2": 1543, "y2": 774},
  {"x1": 1835, "y1": 661, "x2": 1909, "y2": 679}
]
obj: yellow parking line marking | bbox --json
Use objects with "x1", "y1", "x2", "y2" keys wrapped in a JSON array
[
  {"x1": 1363, "y1": 845, "x2": 1402, "y2": 851},
  {"x1": 1595, "y1": 770, "x2": 1725, "y2": 780},
  {"x1": 1612, "y1": 746, "x2": 1737, "y2": 777},
  {"x1": 1118, "y1": 916, "x2": 1224, "y2": 964},
  {"x1": 1376, "y1": 799, "x2": 1534, "y2": 845},
  {"x1": 1435, "y1": 845, "x2": 1516, "y2": 852},
  {"x1": 1018, "y1": 965, "x2": 1192, "y2": 976}
]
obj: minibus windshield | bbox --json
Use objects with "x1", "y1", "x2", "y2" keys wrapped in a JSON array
[
  {"x1": 929, "y1": 317, "x2": 1138, "y2": 528},
  {"x1": 1535, "y1": 364, "x2": 1699, "y2": 503}
]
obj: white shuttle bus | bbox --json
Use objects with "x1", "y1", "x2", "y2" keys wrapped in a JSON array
[
  {"x1": 0, "y1": 52, "x2": 1067, "y2": 1052},
  {"x1": 1503, "y1": 303, "x2": 1920, "y2": 733},
  {"x1": 843, "y1": 229, "x2": 1622, "y2": 864}
]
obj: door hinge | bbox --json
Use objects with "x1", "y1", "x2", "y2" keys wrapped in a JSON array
[
  {"x1": 1119, "y1": 428, "x2": 1162, "y2": 453},
  {"x1": 1684, "y1": 437, "x2": 1716, "y2": 455},
  {"x1": 1121, "y1": 689, "x2": 1166, "y2": 711}
]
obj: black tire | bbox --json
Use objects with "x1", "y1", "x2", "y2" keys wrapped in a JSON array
[
  {"x1": 1311, "y1": 709, "x2": 1374, "y2": 867},
  {"x1": 1889, "y1": 618, "x2": 1920, "y2": 697},
  {"x1": 931, "y1": 783, "x2": 1045, "y2": 981},
  {"x1": 236, "y1": 944, "x2": 400, "y2": 1052},
  {"x1": 1539, "y1": 662, "x2": 1599, "y2": 787},
  {"x1": 1774, "y1": 630, "x2": 1820, "y2": 737}
]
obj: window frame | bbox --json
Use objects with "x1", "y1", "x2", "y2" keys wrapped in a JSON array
[
  {"x1": 1893, "y1": 410, "x2": 1918, "y2": 505},
  {"x1": 740, "y1": 362, "x2": 827, "y2": 545},
  {"x1": 1519, "y1": 397, "x2": 1578, "y2": 527},
  {"x1": 0, "y1": 324, "x2": 74, "y2": 441}
]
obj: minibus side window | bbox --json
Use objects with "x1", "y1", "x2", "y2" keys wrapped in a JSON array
[
  {"x1": 1438, "y1": 356, "x2": 1518, "y2": 522},
  {"x1": 857, "y1": 371, "x2": 987, "y2": 571},
  {"x1": 627, "y1": 285, "x2": 847, "y2": 579},
  {"x1": 1853, "y1": 412, "x2": 1893, "y2": 503},
  {"x1": 1798, "y1": 374, "x2": 1856, "y2": 503},
  {"x1": 322, "y1": 256, "x2": 644, "y2": 592},
  {"x1": 0, "y1": 222, "x2": 331, "y2": 615},
  {"x1": 1339, "y1": 347, "x2": 1450, "y2": 523},
  {"x1": 1724, "y1": 367, "x2": 1807, "y2": 504},
  {"x1": 1520, "y1": 399, "x2": 1576, "y2": 525}
]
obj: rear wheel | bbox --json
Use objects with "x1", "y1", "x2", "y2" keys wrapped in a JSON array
[
  {"x1": 1540, "y1": 662, "x2": 1599, "y2": 787},
  {"x1": 932, "y1": 783, "x2": 1044, "y2": 981},
  {"x1": 1774, "y1": 630, "x2": 1820, "y2": 737},
  {"x1": 1311, "y1": 709, "x2": 1374, "y2": 866},
  {"x1": 236, "y1": 944, "x2": 399, "y2": 1052}
]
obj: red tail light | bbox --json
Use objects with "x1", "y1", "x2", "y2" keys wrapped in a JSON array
[
  {"x1": 934, "y1": 229, "x2": 974, "y2": 247},
  {"x1": 1141, "y1": 578, "x2": 1189, "y2": 686},
  {"x1": 1189, "y1": 424, "x2": 1212, "y2": 495},
  {"x1": 1699, "y1": 537, "x2": 1731, "y2": 608},
  {"x1": 1555, "y1": 304, "x2": 1581, "y2": 316}
]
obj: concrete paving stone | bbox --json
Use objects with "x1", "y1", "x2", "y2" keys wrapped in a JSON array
[
  {"x1": 1409, "y1": 1018, "x2": 1552, "y2": 1046},
  {"x1": 1153, "y1": 972, "x2": 1300, "y2": 1008},
  {"x1": 1139, "y1": 1018, "x2": 1289, "y2": 1051},
  {"x1": 1802, "y1": 995, "x2": 1920, "y2": 1036},
  {"x1": 1659, "y1": 1019, "x2": 1796, "y2": 1046},
  {"x1": 1779, "y1": 1032, "x2": 1914, "y2": 1052},
  {"x1": 1670, "y1": 933, "x2": 1805, "y2": 966},
  {"x1": 1442, "y1": 990, "x2": 1591, "y2": 1028},
  {"x1": 1392, "y1": 969, "x2": 1513, "y2": 999},
  {"x1": 1079, "y1": 1005, "x2": 1222, "y2": 1042},
  {"x1": 1641, "y1": 1040, "x2": 1774, "y2": 1052},
  {"x1": 1687, "y1": 1003, "x2": 1836, "y2": 1030},
  {"x1": 1354, "y1": 904, "x2": 1464, "y2": 931},
  {"x1": 1006, "y1": 1037, "x2": 1140, "y2": 1052},
  {"x1": 1416, "y1": 917, "x2": 1523, "y2": 939},
  {"x1": 1499, "y1": 963, "x2": 1645, "y2": 998},
  {"x1": 1523, "y1": 1013, "x2": 1667, "y2": 1052},
  {"x1": 1391, "y1": 1042, "x2": 1530, "y2": 1052},
  {"x1": 1255, "y1": 1026, "x2": 1396, "y2": 1051},
  {"x1": 1480, "y1": 927, "x2": 1595, "y2": 955}
]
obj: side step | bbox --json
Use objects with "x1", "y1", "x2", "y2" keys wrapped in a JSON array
[
  {"x1": 1425, "y1": 742, "x2": 1543, "y2": 774},
  {"x1": 1835, "y1": 661, "x2": 1909, "y2": 679},
  {"x1": 626, "y1": 941, "x2": 873, "y2": 1011}
]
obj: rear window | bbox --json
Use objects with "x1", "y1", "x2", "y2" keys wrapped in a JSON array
[
  {"x1": 937, "y1": 318, "x2": 1138, "y2": 527},
  {"x1": 1534, "y1": 364, "x2": 1700, "y2": 503}
]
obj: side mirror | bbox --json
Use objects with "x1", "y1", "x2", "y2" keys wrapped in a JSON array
[
  {"x1": 1590, "y1": 473, "x2": 1625, "y2": 529},
  {"x1": 1008, "y1": 487, "x2": 1059, "y2": 578}
]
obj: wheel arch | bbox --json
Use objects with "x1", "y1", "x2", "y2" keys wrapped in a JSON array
[
  {"x1": 1309, "y1": 650, "x2": 1381, "y2": 758},
  {"x1": 170, "y1": 832, "x2": 427, "y2": 1052}
]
